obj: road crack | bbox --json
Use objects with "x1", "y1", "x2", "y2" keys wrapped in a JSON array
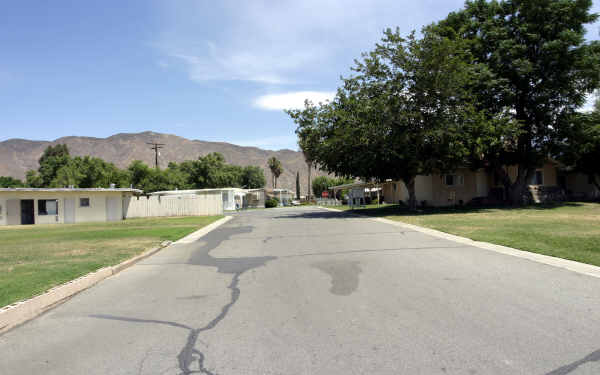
[{"x1": 91, "y1": 224, "x2": 276, "y2": 375}]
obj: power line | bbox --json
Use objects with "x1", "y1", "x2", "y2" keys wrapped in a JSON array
[{"x1": 147, "y1": 142, "x2": 165, "y2": 169}]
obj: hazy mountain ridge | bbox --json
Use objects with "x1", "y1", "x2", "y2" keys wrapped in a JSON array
[{"x1": 0, "y1": 131, "x2": 325, "y2": 193}]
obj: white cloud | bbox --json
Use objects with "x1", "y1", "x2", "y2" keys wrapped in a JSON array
[
  {"x1": 231, "y1": 135, "x2": 299, "y2": 150},
  {"x1": 254, "y1": 91, "x2": 335, "y2": 111},
  {"x1": 153, "y1": 0, "x2": 466, "y2": 85},
  {"x1": 155, "y1": 1, "x2": 599, "y2": 86}
]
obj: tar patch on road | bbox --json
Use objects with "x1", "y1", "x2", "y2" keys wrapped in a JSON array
[
  {"x1": 545, "y1": 348, "x2": 600, "y2": 375},
  {"x1": 312, "y1": 260, "x2": 362, "y2": 296}
]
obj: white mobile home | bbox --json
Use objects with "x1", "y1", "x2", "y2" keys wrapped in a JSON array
[
  {"x1": 265, "y1": 189, "x2": 294, "y2": 206},
  {"x1": 151, "y1": 188, "x2": 250, "y2": 211},
  {"x1": 0, "y1": 188, "x2": 142, "y2": 226}
]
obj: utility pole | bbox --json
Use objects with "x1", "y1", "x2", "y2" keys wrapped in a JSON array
[{"x1": 147, "y1": 142, "x2": 165, "y2": 169}]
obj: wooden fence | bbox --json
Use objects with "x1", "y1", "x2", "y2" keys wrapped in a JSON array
[{"x1": 123, "y1": 192, "x2": 223, "y2": 218}]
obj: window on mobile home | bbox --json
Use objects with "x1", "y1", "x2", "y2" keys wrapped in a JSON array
[{"x1": 38, "y1": 199, "x2": 58, "y2": 215}]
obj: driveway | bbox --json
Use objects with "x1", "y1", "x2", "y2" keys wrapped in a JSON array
[{"x1": 1, "y1": 207, "x2": 599, "y2": 374}]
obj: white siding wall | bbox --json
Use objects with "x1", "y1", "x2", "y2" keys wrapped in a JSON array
[
  {"x1": 0, "y1": 197, "x2": 6, "y2": 226},
  {"x1": 415, "y1": 175, "x2": 433, "y2": 202},
  {"x1": 0, "y1": 191, "x2": 127, "y2": 225},
  {"x1": 123, "y1": 192, "x2": 223, "y2": 219},
  {"x1": 383, "y1": 176, "x2": 432, "y2": 204},
  {"x1": 74, "y1": 194, "x2": 108, "y2": 223},
  {"x1": 476, "y1": 170, "x2": 489, "y2": 197}
]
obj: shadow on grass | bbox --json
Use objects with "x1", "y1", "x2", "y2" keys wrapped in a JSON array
[{"x1": 273, "y1": 201, "x2": 588, "y2": 220}]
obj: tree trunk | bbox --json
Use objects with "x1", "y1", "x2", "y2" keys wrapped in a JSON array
[
  {"x1": 591, "y1": 174, "x2": 600, "y2": 192},
  {"x1": 496, "y1": 165, "x2": 535, "y2": 205},
  {"x1": 307, "y1": 162, "x2": 312, "y2": 201},
  {"x1": 405, "y1": 177, "x2": 417, "y2": 211}
]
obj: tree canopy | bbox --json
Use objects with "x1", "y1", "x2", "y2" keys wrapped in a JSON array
[
  {"x1": 432, "y1": 0, "x2": 600, "y2": 203},
  {"x1": 53, "y1": 156, "x2": 129, "y2": 188},
  {"x1": 17, "y1": 146, "x2": 266, "y2": 193},
  {"x1": 311, "y1": 176, "x2": 353, "y2": 198},
  {"x1": 288, "y1": 0, "x2": 600, "y2": 207},
  {"x1": 560, "y1": 109, "x2": 600, "y2": 191},
  {"x1": 29, "y1": 144, "x2": 71, "y2": 187},
  {"x1": 290, "y1": 28, "x2": 499, "y2": 208},
  {"x1": 0, "y1": 176, "x2": 24, "y2": 188}
]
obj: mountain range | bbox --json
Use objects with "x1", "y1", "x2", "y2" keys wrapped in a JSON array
[{"x1": 0, "y1": 131, "x2": 326, "y2": 193}]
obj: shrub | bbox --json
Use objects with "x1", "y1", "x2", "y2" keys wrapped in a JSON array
[{"x1": 265, "y1": 198, "x2": 279, "y2": 208}]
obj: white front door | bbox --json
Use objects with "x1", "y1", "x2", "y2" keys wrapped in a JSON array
[
  {"x1": 476, "y1": 171, "x2": 489, "y2": 197},
  {"x1": 6, "y1": 199, "x2": 20, "y2": 225},
  {"x1": 64, "y1": 198, "x2": 75, "y2": 223},
  {"x1": 105, "y1": 197, "x2": 121, "y2": 221}
]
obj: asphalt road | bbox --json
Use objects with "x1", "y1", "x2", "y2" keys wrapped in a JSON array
[{"x1": 1, "y1": 207, "x2": 600, "y2": 374}]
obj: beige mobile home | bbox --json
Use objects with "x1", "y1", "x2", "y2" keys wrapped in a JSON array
[
  {"x1": 382, "y1": 162, "x2": 562, "y2": 207},
  {"x1": 380, "y1": 161, "x2": 570, "y2": 206},
  {"x1": 0, "y1": 188, "x2": 141, "y2": 226},
  {"x1": 382, "y1": 168, "x2": 495, "y2": 207}
]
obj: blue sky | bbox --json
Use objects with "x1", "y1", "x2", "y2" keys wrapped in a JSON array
[{"x1": 1, "y1": 1, "x2": 599, "y2": 150}]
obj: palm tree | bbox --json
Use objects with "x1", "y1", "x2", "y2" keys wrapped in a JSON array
[{"x1": 267, "y1": 156, "x2": 283, "y2": 189}]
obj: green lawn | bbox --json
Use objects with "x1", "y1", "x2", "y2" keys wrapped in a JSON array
[
  {"x1": 0, "y1": 216, "x2": 222, "y2": 308},
  {"x1": 327, "y1": 202, "x2": 600, "y2": 267}
]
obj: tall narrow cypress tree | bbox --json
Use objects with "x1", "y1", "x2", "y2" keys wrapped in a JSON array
[{"x1": 296, "y1": 171, "x2": 301, "y2": 199}]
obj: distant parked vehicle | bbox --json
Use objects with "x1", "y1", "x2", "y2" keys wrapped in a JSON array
[{"x1": 291, "y1": 200, "x2": 301, "y2": 206}]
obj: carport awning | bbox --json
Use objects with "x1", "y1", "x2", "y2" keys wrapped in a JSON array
[{"x1": 329, "y1": 182, "x2": 381, "y2": 192}]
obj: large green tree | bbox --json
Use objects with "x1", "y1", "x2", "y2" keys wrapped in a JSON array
[
  {"x1": 140, "y1": 168, "x2": 189, "y2": 193},
  {"x1": 0, "y1": 176, "x2": 24, "y2": 188},
  {"x1": 311, "y1": 176, "x2": 354, "y2": 199},
  {"x1": 127, "y1": 160, "x2": 152, "y2": 189},
  {"x1": 560, "y1": 109, "x2": 600, "y2": 191},
  {"x1": 311, "y1": 176, "x2": 332, "y2": 198},
  {"x1": 168, "y1": 153, "x2": 264, "y2": 189},
  {"x1": 241, "y1": 166, "x2": 266, "y2": 189},
  {"x1": 26, "y1": 144, "x2": 71, "y2": 187},
  {"x1": 53, "y1": 156, "x2": 129, "y2": 188},
  {"x1": 433, "y1": 0, "x2": 600, "y2": 203},
  {"x1": 190, "y1": 153, "x2": 242, "y2": 188},
  {"x1": 128, "y1": 160, "x2": 189, "y2": 193},
  {"x1": 290, "y1": 29, "x2": 495, "y2": 209}
]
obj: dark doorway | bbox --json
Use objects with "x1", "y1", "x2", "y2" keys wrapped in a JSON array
[
  {"x1": 558, "y1": 175, "x2": 567, "y2": 190},
  {"x1": 20, "y1": 200, "x2": 34, "y2": 225}
]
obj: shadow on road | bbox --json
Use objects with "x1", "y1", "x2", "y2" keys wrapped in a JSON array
[
  {"x1": 273, "y1": 201, "x2": 588, "y2": 221},
  {"x1": 271, "y1": 210, "x2": 356, "y2": 220}
]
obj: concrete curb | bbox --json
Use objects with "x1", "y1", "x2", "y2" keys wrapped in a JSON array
[
  {"x1": 0, "y1": 215, "x2": 232, "y2": 335},
  {"x1": 175, "y1": 216, "x2": 233, "y2": 244},
  {"x1": 319, "y1": 206, "x2": 600, "y2": 279}
]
